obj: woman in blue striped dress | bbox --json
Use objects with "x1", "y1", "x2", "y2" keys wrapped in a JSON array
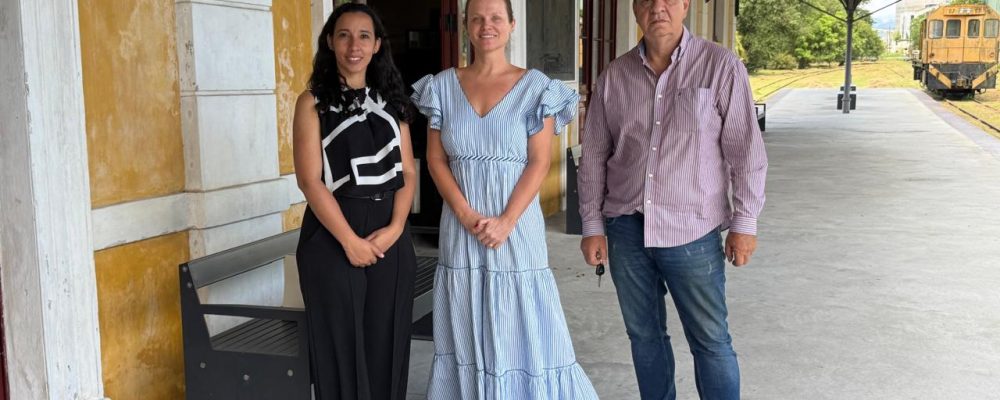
[{"x1": 410, "y1": 0, "x2": 598, "y2": 398}]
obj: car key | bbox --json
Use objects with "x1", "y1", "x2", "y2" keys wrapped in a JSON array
[{"x1": 596, "y1": 263, "x2": 605, "y2": 287}]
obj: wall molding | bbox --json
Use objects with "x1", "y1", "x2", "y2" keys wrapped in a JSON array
[
  {"x1": 176, "y1": 0, "x2": 270, "y2": 12},
  {"x1": 180, "y1": 89, "x2": 275, "y2": 97},
  {"x1": 92, "y1": 178, "x2": 296, "y2": 251},
  {"x1": 282, "y1": 173, "x2": 306, "y2": 204},
  {"x1": 92, "y1": 193, "x2": 190, "y2": 250}
]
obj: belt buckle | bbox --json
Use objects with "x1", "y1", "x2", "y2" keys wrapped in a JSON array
[{"x1": 370, "y1": 192, "x2": 386, "y2": 201}]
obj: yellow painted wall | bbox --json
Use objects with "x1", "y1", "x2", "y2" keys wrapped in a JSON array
[
  {"x1": 79, "y1": 0, "x2": 184, "y2": 208},
  {"x1": 274, "y1": 0, "x2": 312, "y2": 231},
  {"x1": 283, "y1": 202, "x2": 308, "y2": 231},
  {"x1": 274, "y1": 0, "x2": 314, "y2": 175},
  {"x1": 540, "y1": 120, "x2": 577, "y2": 216},
  {"x1": 95, "y1": 232, "x2": 190, "y2": 400}
]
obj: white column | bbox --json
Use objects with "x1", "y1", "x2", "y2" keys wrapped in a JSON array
[
  {"x1": 713, "y1": 0, "x2": 727, "y2": 46},
  {"x1": 684, "y1": 1, "x2": 696, "y2": 36},
  {"x1": 617, "y1": 0, "x2": 640, "y2": 57},
  {"x1": 176, "y1": 0, "x2": 287, "y2": 257},
  {"x1": 175, "y1": 0, "x2": 287, "y2": 332},
  {"x1": 312, "y1": 0, "x2": 336, "y2": 45},
  {"x1": 0, "y1": 1, "x2": 106, "y2": 399},
  {"x1": 510, "y1": 0, "x2": 528, "y2": 67}
]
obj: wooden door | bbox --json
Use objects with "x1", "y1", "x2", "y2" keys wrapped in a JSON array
[
  {"x1": 441, "y1": 0, "x2": 460, "y2": 68},
  {"x1": 363, "y1": 0, "x2": 459, "y2": 230},
  {"x1": 580, "y1": 0, "x2": 618, "y2": 125}
]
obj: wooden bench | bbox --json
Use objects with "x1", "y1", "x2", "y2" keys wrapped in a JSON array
[{"x1": 179, "y1": 229, "x2": 437, "y2": 399}]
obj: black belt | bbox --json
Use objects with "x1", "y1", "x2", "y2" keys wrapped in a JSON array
[{"x1": 336, "y1": 190, "x2": 395, "y2": 201}]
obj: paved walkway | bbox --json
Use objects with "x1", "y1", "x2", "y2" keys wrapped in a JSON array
[{"x1": 407, "y1": 88, "x2": 1000, "y2": 399}]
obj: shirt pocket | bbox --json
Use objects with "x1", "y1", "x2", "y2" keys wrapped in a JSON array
[{"x1": 670, "y1": 87, "x2": 718, "y2": 134}]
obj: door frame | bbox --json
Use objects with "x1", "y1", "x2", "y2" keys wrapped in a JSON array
[
  {"x1": 1, "y1": 279, "x2": 6, "y2": 400},
  {"x1": 580, "y1": 0, "x2": 618, "y2": 119}
]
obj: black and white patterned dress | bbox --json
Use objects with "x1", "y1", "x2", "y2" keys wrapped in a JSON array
[
  {"x1": 317, "y1": 87, "x2": 404, "y2": 197},
  {"x1": 296, "y1": 87, "x2": 417, "y2": 400}
]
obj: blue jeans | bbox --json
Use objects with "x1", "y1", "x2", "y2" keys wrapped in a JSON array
[{"x1": 606, "y1": 213, "x2": 740, "y2": 400}]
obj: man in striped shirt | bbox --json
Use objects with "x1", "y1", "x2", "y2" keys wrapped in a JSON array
[{"x1": 577, "y1": 0, "x2": 767, "y2": 398}]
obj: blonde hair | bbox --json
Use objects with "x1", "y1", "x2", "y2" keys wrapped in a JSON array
[{"x1": 463, "y1": 0, "x2": 514, "y2": 25}]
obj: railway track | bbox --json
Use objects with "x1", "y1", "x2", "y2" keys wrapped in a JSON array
[
  {"x1": 880, "y1": 62, "x2": 910, "y2": 81},
  {"x1": 754, "y1": 68, "x2": 842, "y2": 102},
  {"x1": 753, "y1": 62, "x2": 911, "y2": 102},
  {"x1": 972, "y1": 98, "x2": 1000, "y2": 115},
  {"x1": 943, "y1": 99, "x2": 1000, "y2": 136}
]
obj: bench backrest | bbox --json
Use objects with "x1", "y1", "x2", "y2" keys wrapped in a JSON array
[{"x1": 184, "y1": 229, "x2": 300, "y2": 290}]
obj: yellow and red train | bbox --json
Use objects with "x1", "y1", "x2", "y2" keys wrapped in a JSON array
[{"x1": 913, "y1": 4, "x2": 1000, "y2": 96}]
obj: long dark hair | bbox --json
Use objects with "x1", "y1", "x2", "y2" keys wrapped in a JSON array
[{"x1": 308, "y1": 3, "x2": 413, "y2": 122}]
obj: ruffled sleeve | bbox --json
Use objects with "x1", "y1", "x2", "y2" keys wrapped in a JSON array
[
  {"x1": 410, "y1": 74, "x2": 442, "y2": 130},
  {"x1": 527, "y1": 78, "x2": 581, "y2": 136}
]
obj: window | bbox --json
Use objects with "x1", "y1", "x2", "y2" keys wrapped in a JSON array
[
  {"x1": 930, "y1": 20, "x2": 944, "y2": 38},
  {"x1": 526, "y1": 0, "x2": 576, "y2": 81},
  {"x1": 986, "y1": 19, "x2": 1000, "y2": 38},
  {"x1": 968, "y1": 19, "x2": 981, "y2": 38},
  {"x1": 946, "y1": 19, "x2": 961, "y2": 38}
]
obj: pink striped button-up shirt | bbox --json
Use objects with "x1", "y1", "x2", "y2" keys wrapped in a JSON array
[{"x1": 578, "y1": 29, "x2": 767, "y2": 247}]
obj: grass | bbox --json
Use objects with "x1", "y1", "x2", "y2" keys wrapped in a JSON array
[
  {"x1": 748, "y1": 59, "x2": 920, "y2": 101},
  {"x1": 749, "y1": 59, "x2": 1000, "y2": 140},
  {"x1": 941, "y1": 90, "x2": 1000, "y2": 140}
]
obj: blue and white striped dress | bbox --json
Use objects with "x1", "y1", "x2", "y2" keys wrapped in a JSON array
[{"x1": 411, "y1": 69, "x2": 598, "y2": 400}]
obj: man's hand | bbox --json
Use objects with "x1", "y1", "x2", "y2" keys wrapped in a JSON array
[
  {"x1": 725, "y1": 232, "x2": 757, "y2": 267},
  {"x1": 580, "y1": 235, "x2": 608, "y2": 266}
]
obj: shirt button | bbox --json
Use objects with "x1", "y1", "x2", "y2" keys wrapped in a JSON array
[
  {"x1": 648, "y1": 173, "x2": 654, "y2": 178},
  {"x1": 655, "y1": 121, "x2": 661, "y2": 125},
  {"x1": 657, "y1": 94, "x2": 663, "y2": 99},
  {"x1": 652, "y1": 147, "x2": 657, "y2": 151},
  {"x1": 646, "y1": 200, "x2": 652, "y2": 204}
]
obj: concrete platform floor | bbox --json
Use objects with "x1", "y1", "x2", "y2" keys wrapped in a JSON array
[{"x1": 406, "y1": 88, "x2": 1000, "y2": 399}]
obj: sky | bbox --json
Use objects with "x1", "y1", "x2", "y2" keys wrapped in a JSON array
[{"x1": 865, "y1": 0, "x2": 902, "y2": 29}]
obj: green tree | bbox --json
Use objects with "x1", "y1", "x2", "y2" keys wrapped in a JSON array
[
  {"x1": 948, "y1": 0, "x2": 985, "y2": 4},
  {"x1": 791, "y1": 0, "x2": 886, "y2": 67},
  {"x1": 738, "y1": 0, "x2": 805, "y2": 72},
  {"x1": 795, "y1": 14, "x2": 844, "y2": 67},
  {"x1": 854, "y1": 19, "x2": 886, "y2": 60},
  {"x1": 735, "y1": 32, "x2": 748, "y2": 61},
  {"x1": 910, "y1": 14, "x2": 926, "y2": 51},
  {"x1": 739, "y1": 0, "x2": 877, "y2": 70}
]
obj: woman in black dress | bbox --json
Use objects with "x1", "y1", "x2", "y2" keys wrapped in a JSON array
[{"x1": 292, "y1": 4, "x2": 417, "y2": 399}]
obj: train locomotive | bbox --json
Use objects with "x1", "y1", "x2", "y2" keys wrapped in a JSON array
[{"x1": 913, "y1": 4, "x2": 1000, "y2": 96}]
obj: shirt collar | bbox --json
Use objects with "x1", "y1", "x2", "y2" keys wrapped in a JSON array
[{"x1": 637, "y1": 26, "x2": 692, "y2": 68}]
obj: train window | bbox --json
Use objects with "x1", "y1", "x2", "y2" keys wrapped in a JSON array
[
  {"x1": 987, "y1": 19, "x2": 999, "y2": 38},
  {"x1": 946, "y1": 19, "x2": 961, "y2": 38},
  {"x1": 930, "y1": 20, "x2": 944, "y2": 38},
  {"x1": 968, "y1": 19, "x2": 980, "y2": 38}
]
